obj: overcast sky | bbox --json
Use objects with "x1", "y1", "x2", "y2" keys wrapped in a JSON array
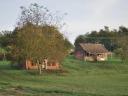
[{"x1": 0, "y1": 0, "x2": 128, "y2": 43}]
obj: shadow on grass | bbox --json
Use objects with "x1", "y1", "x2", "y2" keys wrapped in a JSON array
[{"x1": 26, "y1": 69, "x2": 69, "y2": 76}]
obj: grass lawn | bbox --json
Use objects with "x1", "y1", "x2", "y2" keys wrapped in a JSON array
[{"x1": 0, "y1": 55, "x2": 128, "y2": 96}]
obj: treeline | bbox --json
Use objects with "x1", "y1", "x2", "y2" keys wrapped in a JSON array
[{"x1": 74, "y1": 26, "x2": 128, "y2": 60}]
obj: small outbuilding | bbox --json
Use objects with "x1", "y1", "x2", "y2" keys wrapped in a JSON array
[
  {"x1": 74, "y1": 43, "x2": 109, "y2": 61},
  {"x1": 23, "y1": 59, "x2": 59, "y2": 70}
]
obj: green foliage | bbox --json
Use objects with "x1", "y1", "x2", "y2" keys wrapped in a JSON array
[
  {"x1": 64, "y1": 38, "x2": 74, "y2": 49},
  {"x1": 74, "y1": 26, "x2": 117, "y2": 51},
  {"x1": 74, "y1": 26, "x2": 128, "y2": 60},
  {"x1": 114, "y1": 36, "x2": 128, "y2": 60},
  {"x1": 9, "y1": 3, "x2": 72, "y2": 64},
  {"x1": 113, "y1": 26, "x2": 128, "y2": 60},
  {"x1": 14, "y1": 23, "x2": 71, "y2": 63},
  {"x1": 0, "y1": 30, "x2": 17, "y2": 61},
  {"x1": 0, "y1": 47, "x2": 6, "y2": 54},
  {"x1": 0, "y1": 31, "x2": 13, "y2": 47},
  {"x1": 74, "y1": 35, "x2": 87, "y2": 46},
  {"x1": 118, "y1": 26, "x2": 128, "y2": 35}
]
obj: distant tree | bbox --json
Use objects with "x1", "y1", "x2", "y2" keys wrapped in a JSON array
[
  {"x1": 114, "y1": 26, "x2": 128, "y2": 60},
  {"x1": 118, "y1": 26, "x2": 128, "y2": 35},
  {"x1": 0, "y1": 31, "x2": 13, "y2": 47},
  {"x1": 74, "y1": 26, "x2": 117, "y2": 51},
  {"x1": 0, "y1": 31, "x2": 15, "y2": 60},
  {"x1": 114, "y1": 36, "x2": 128, "y2": 60},
  {"x1": 74, "y1": 35, "x2": 87, "y2": 46}
]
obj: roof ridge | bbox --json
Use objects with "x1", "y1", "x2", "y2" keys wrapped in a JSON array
[{"x1": 79, "y1": 43, "x2": 108, "y2": 54}]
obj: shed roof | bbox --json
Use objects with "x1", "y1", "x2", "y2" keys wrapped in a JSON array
[{"x1": 79, "y1": 43, "x2": 109, "y2": 54}]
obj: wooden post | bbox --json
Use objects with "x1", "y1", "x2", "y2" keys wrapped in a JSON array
[
  {"x1": 25, "y1": 60, "x2": 28, "y2": 70},
  {"x1": 37, "y1": 60, "x2": 42, "y2": 75}
]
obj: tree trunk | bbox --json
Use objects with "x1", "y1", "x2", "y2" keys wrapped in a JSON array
[{"x1": 37, "y1": 60, "x2": 42, "y2": 75}]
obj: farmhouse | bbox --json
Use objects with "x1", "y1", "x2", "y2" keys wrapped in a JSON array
[{"x1": 74, "y1": 43, "x2": 109, "y2": 61}]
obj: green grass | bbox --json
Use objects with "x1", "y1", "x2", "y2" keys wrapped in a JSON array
[{"x1": 0, "y1": 56, "x2": 128, "y2": 96}]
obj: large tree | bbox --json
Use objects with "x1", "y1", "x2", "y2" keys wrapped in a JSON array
[
  {"x1": 12, "y1": 3, "x2": 71, "y2": 73},
  {"x1": 14, "y1": 23, "x2": 70, "y2": 62}
]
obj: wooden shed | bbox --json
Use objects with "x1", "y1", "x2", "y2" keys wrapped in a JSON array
[
  {"x1": 74, "y1": 43, "x2": 109, "y2": 61},
  {"x1": 23, "y1": 59, "x2": 59, "y2": 70}
]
